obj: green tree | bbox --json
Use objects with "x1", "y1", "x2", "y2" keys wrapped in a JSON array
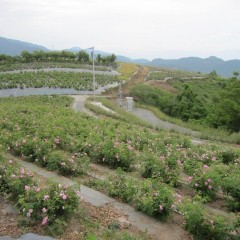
[
  {"x1": 20, "y1": 50, "x2": 32, "y2": 62},
  {"x1": 233, "y1": 71, "x2": 239, "y2": 79},
  {"x1": 77, "y1": 50, "x2": 89, "y2": 63},
  {"x1": 208, "y1": 79, "x2": 240, "y2": 131}
]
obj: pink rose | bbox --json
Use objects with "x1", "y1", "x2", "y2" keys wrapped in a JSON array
[
  {"x1": 42, "y1": 216, "x2": 48, "y2": 225},
  {"x1": 25, "y1": 185, "x2": 30, "y2": 191}
]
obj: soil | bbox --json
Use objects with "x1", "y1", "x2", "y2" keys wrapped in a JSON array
[{"x1": 146, "y1": 80, "x2": 179, "y2": 94}]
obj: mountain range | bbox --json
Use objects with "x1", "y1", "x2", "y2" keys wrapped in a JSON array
[{"x1": 0, "y1": 36, "x2": 239, "y2": 77}]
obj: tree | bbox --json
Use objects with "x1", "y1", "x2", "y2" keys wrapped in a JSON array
[
  {"x1": 20, "y1": 50, "x2": 32, "y2": 62},
  {"x1": 208, "y1": 79, "x2": 240, "y2": 132},
  {"x1": 77, "y1": 50, "x2": 89, "y2": 63},
  {"x1": 233, "y1": 71, "x2": 239, "y2": 79}
]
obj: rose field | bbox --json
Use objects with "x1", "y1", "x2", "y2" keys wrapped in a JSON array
[
  {"x1": 0, "y1": 95, "x2": 239, "y2": 239},
  {"x1": 0, "y1": 71, "x2": 119, "y2": 90}
]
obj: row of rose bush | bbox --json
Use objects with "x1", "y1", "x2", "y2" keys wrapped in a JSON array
[
  {"x1": 0, "y1": 71, "x2": 118, "y2": 90},
  {"x1": 0, "y1": 154, "x2": 81, "y2": 234},
  {"x1": 186, "y1": 163, "x2": 240, "y2": 211},
  {"x1": 180, "y1": 199, "x2": 239, "y2": 240},
  {"x1": 0, "y1": 96, "x2": 239, "y2": 209},
  {"x1": 89, "y1": 169, "x2": 174, "y2": 221},
  {"x1": 89, "y1": 170, "x2": 239, "y2": 239},
  {"x1": 0, "y1": 62, "x2": 111, "y2": 72}
]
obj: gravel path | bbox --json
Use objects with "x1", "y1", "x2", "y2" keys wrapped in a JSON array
[{"x1": 133, "y1": 108, "x2": 200, "y2": 137}]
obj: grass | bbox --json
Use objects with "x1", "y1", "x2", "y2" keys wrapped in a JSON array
[
  {"x1": 86, "y1": 97, "x2": 151, "y2": 128},
  {"x1": 117, "y1": 63, "x2": 138, "y2": 81},
  {"x1": 136, "y1": 103, "x2": 240, "y2": 144},
  {"x1": 168, "y1": 76, "x2": 227, "y2": 103}
]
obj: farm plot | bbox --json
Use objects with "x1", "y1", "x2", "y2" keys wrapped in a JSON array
[
  {"x1": 146, "y1": 69, "x2": 204, "y2": 81},
  {"x1": 0, "y1": 96, "x2": 239, "y2": 239},
  {"x1": 0, "y1": 71, "x2": 119, "y2": 90},
  {"x1": 0, "y1": 62, "x2": 111, "y2": 72}
]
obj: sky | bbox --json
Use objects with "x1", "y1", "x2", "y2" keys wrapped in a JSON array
[{"x1": 0, "y1": 0, "x2": 240, "y2": 60}]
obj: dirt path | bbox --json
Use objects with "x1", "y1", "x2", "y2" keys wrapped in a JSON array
[{"x1": 8, "y1": 155, "x2": 191, "y2": 240}]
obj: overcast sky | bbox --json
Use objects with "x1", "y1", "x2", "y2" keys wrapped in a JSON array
[{"x1": 1, "y1": 0, "x2": 240, "y2": 60}]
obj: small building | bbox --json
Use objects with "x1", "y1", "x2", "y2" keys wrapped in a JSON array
[{"x1": 116, "y1": 96, "x2": 134, "y2": 112}]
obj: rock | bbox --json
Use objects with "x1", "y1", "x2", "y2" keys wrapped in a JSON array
[
  {"x1": 2, "y1": 204, "x2": 18, "y2": 215},
  {"x1": 18, "y1": 233, "x2": 56, "y2": 240}
]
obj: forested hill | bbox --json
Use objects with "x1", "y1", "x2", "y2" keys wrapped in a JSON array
[{"x1": 147, "y1": 56, "x2": 240, "y2": 78}]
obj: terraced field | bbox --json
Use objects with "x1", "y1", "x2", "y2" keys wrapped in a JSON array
[{"x1": 0, "y1": 96, "x2": 239, "y2": 239}]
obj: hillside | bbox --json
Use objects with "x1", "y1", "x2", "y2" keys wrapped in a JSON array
[
  {"x1": 147, "y1": 56, "x2": 240, "y2": 77},
  {"x1": 0, "y1": 37, "x2": 48, "y2": 56}
]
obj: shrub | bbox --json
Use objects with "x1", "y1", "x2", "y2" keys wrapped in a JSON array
[
  {"x1": 221, "y1": 167, "x2": 240, "y2": 211},
  {"x1": 190, "y1": 164, "x2": 229, "y2": 201},
  {"x1": 218, "y1": 149, "x2": 239, "y2": 164},
  {"x1": 180, "y1": 199, "x2": 235, "y2": 240},
  {"x1": 135, "y1": 180, "x2": 174, "y2": 221},
  {"x1": 17, "y1": 182, "x2": 79, "y2": 233},
  {"x1": 0, "y1": 155, "x2": 81, "y2": 234},
  {"x1": 105, "y1": 169, "x2": 138, "y2": 203},
  {"x1": 141, "y1": 154, "x2": 180, "y2": 186}
]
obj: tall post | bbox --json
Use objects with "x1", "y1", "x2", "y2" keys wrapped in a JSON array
[{"x1": 92, "y1": 47, "x2": 96, "y2": 101}]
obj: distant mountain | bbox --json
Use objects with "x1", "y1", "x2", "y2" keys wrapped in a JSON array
[
  {"x1": 0, "y1": 37, "x2": 49, "y2": 56},
  {"x1": 66, "y1": 47, "x2": 112, "y2": 57},
  {"x1": 1, "y1": 36, "x2": 240, "y2": 77},
  {"x1": 65, "y1": 47, "x2": 81, "y2": 52},
  {"x1": 148, "y1": 56, "x2": 240, "y2": 77},
  {"x1": 116, "y1": 55, "x2": 149, "y2": 64}
]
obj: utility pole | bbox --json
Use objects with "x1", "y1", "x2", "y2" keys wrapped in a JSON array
[{"x1": 92, "y1": 47, "x2": 96, "y2": 101}]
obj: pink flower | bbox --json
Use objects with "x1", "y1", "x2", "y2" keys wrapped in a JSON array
[
  {"x1": 159, "y1": 205, "x2": 163, "y2": 211},
  {"x1": 62, "y1": 194, "x2": 67, "y2": 200},
  {"x1": 207, "y1": 178, "x2": 212, "y2": 183},
  {"x1": 27, "y1": 212, "x2": 31, "y2": 218},
  {"x1": 44, "y1": 195, "x2": 49, "y2": 201},
  {"x1": 159, "y1": 156, "x2": 165, "y2": 160},
  {"x1": 208, "y1": 185, "x2": 212, "y2": 190},
  {"x1": 195, "y1": 183, "x2": 199, "y2": 187},
  {"x1": 29, "y1": 209, "x2": 33, "y2": 213},
  {"x1": 42, "y1": 208, "x2": 47, "y2": 213},
  {"x1": 212, "y1": 157, "x2": 216, "y2": 161},
  {"x1": 205, "y1": 181, "x2": 208, "y2": 186},
  {"x1": 42, "y1": 216, "x2": 48, "y2": 225},
  {"x1": 25, "y1": 185, "x2": 30, "y2": 191},
  {"x1": 21, "y1": 167, "x2": 25, "y2": 175},
  {"x1": 8, "y1": 159, "x2": 13, "y2": 164},
  {"x1": 187, "y1": 176, "x2": 193, "y2": 181},
  {"x1": 35, "y1": 187, "x2": 40, "y2": 192},
  {"x1": 76, "y1": 190, "x2": 81, "y2": 198},
  {"x1": 203, "y1": 165, "x2": 209, "y2": 169}
]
